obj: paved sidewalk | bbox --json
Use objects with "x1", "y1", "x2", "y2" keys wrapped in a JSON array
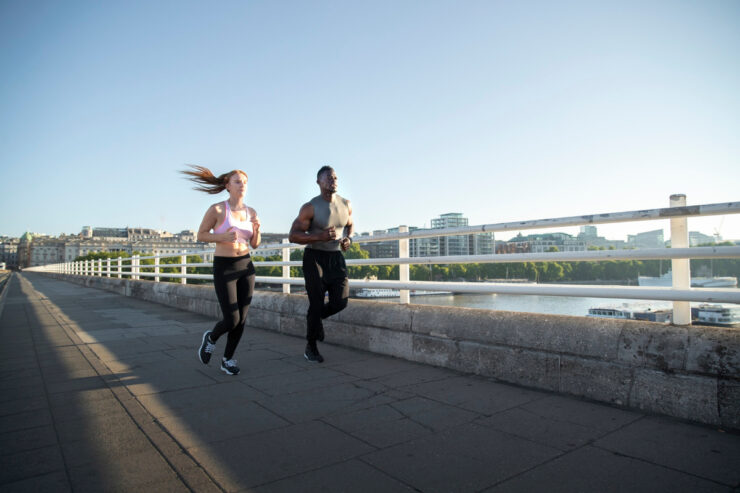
[{"x1": 1, "y1": 272, "x2": 739, "y2": 492}]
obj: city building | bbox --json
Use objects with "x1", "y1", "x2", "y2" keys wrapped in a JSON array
[
  {"x1": 251, "y1": 233, "x2": 291, "y2": 257},
  {"x1": 577, "y1": 226, "x2": 626, "y2": 250},
  {"x1": 432, "y1": 213, "x2": 469, "y2": 256},
  {"x1": 498, "y1": 232, "x2": 586, "y2": 253},
  {"x1": 360, "y1": 229, "x2": 405, "y2": 259},
  {"x1": 15, "y1": 227, "x2": 213, "y2": 268},
  {"x1": 627, "y1": 229, "x2": 665, "y2": 249},
  {"x1": 0, "y1": 237, "x2": 19, "y2": 269},
  {"x1": 689, "y1": 231, "x2": 715, "y2": 246},
  {"x1": 359, "y1": 213, "x2": 493, "y2": 259}
]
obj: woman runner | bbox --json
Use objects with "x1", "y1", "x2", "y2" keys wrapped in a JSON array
[{"x1": 183, "y1": 165, "x2": 261, "y2": 375}]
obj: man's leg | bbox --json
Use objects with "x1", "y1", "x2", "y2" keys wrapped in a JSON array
[
  {"x1": 302, "y1": 249, "x2": 325, "y2": 343},
  {"x1": 322, "y1": 276, "x2": 349, "y2": 319},
  {"x1": 322, "y1": 251, "x2": 349, "y2": 320}
]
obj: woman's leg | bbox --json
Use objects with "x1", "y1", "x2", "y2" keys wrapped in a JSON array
[
  {"x1": 210, "y1": 260, "x2": 240, "y2": 342},
  {"x1": 223, "y1": 264, "x2": 255, "y2": 360}
]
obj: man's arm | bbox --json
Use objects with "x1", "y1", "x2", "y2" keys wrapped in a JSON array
[
  {"x1": 288, "y1": 203, "x2": 337, "y2": 244},
  {"x1": 339, "y1": 200, "x2": 354, "y2": 252}
]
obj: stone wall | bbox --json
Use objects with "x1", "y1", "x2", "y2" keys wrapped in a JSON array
[{"x1": 43, "y1": 274, "x2": 740, "y2": 430}]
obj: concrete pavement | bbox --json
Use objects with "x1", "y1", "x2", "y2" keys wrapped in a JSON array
[{"x1": 1, "y1": 272, "x2": 738, "y2": 492}]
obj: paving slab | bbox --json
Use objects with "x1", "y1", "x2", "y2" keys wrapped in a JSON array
[
  {"x1": 189, "y1": 420, "x2": 376, "y2": 490},
  {"x1": 485, "y1": 445, "x2": 732, "y2": 493},
  {"x1": 362, "y1": 422, "x2": 562, "y2": 492},
  {"x1": 253, "y1": 459, "x2": 418, "y2": 493},
  {"x1": 594, "y1": 416, "x2": 740, "y2": 486},
  {"x1": 477, "y1": 407, "x2": 607, "y2": 451}
]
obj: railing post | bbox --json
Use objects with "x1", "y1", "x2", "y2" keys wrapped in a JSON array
[
  {"x1": 133, "y1": 255, "x2": 139, "y2": 280},
  {"x1": 670, "y1": 194, "x2": 691, "y2": 325},
  {"x1": 181, "y1": 253, "x2": 187, "y2": 284},
  {"x1": 98, "y1": 259, "x2": 102, "y2": 277},
  {"x1": 154, "y1": 255, "x2": 160, "y2": 283},
  {"x1": 282, "y1": 238, "x2": 291, "y2": 294},
  {"x1": 106, "y1": 258, "x2": 111, "y2": 278},
  {"x1": 399, "y1": 225, "x2": 410, "y2": 304}
]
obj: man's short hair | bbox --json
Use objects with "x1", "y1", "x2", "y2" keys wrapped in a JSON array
[{"x1": 317, "y1": 165, "x2": 334, "y2": 180}]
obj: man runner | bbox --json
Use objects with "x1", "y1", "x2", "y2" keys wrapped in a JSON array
[{"x1": 288, "y1": 166, "x2": 354, "y2": 362}]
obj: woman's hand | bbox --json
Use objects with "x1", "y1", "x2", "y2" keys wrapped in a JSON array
[{"x1": 221, "y1": 230, "x2": 238, "y2": 243}]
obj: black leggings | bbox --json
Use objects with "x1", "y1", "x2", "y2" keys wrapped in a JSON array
[
  {"x1": 302, "y1": 248, "x2": 349, "y2": 343},
  {"x1": 211, "y1": 254, "x2": 255, "y2": 359}
]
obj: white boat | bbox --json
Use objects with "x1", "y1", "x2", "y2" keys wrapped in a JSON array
[
  {"x1": 691, "y1": 304, "x2": 740, "y2": 326},
  {"x1": 355, "y1": 288, "x2": 400, "y2": 298},
  {"x1": 588, "y1": 301, "x2": 740, "y2": 326},
  {"x1": 638, "y1": 271, "x2": 737, "y2": 288},
  {"x1": 354, "y1": 288, "x2": 452, "y2": 298},
  {"x1": 588, "y1": 302, "x2": 672, "y2": 323}
]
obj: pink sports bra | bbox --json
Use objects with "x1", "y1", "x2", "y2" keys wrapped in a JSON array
[{"x1": 213, "y1": 201, "x2": 253, "y2": 244}]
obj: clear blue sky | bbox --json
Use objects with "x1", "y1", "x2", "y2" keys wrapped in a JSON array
[{"x1": 1, "y1": 0, "x2": 739, "y2": 243}]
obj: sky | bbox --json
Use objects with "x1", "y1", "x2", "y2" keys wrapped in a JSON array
[{"x1": 1, "y1": 0, "x2": 739, "y2": 244}]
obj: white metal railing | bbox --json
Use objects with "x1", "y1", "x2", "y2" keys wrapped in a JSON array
[{"x1": 25, "y1": 196, "x2": 740, "y2": 324}]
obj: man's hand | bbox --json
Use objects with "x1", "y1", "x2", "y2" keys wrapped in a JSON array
[
  {"x1": 340, "y1": 237, "x2": 351, "y2": 251},
  {"x1": 321, "y1": 226, "x2": 337, "y2": 242}
]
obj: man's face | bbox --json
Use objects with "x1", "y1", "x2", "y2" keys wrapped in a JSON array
[{"x1": 318, "y1": 170, "x2": 338, "y2": 193}]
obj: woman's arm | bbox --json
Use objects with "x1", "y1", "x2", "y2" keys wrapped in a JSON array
[
  {"x1": 196, "y1": 204, "x2": 235, "y2": 243},
  {"x1": 249, "y1": 207, "x2": 261, "y2": 249}
]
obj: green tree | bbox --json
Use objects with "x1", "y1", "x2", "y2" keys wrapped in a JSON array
[
  {"x1": 290, "y1": 249, "x2": 304, "y2": 277},
  {"x1": 410, "y1": 264, "x2": 432, "y2": 281},
  {"x1": 254, "y1": 255, "x2": 283, "y2": 277},
  {"x1": 344, "y1": 242, "x2": 379, "y2": 279}
]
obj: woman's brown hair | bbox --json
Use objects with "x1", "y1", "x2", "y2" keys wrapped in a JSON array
[{"x1": 181, "y1": 165, "x2": 248, "y2": 194}]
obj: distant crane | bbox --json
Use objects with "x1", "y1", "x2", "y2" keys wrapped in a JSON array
[
  {"x1": 713, "y1": 216, "x2": 725, "y2": 243},
  {"x1": 710, "y1": 217, "x2": 726, "y2": 277}
]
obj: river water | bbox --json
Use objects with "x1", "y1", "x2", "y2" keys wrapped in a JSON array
[{"x1": 371, "y1": 292, "x2": 679, "y2": 317}]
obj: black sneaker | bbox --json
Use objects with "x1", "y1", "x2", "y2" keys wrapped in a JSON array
[
  {"x1": 198, "y1": 331, "x2": 215, "y2": 364},
  {"x1": 221, "y1": 358, "x2": 240, "y2": 375},
  {"x1": 304, "y1": 343, "x2": 324, "y2": 363}
]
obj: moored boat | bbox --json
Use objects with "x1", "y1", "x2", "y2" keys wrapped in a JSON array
[
  {"x1": 588, "y1": 301, "x2": 740, "y2": 327},
  {"x1": 637, "y1": 271, "x2": 737, "y2": 288}
]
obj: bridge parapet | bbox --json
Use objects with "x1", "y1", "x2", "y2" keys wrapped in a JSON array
[{"x1": 43, "y1": 272, "x2": 740, "y2": 431}]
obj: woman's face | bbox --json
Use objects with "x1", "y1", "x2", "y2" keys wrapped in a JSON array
[{"x1": 226, "y1": 172, "x2": 248, "y2": 197}]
